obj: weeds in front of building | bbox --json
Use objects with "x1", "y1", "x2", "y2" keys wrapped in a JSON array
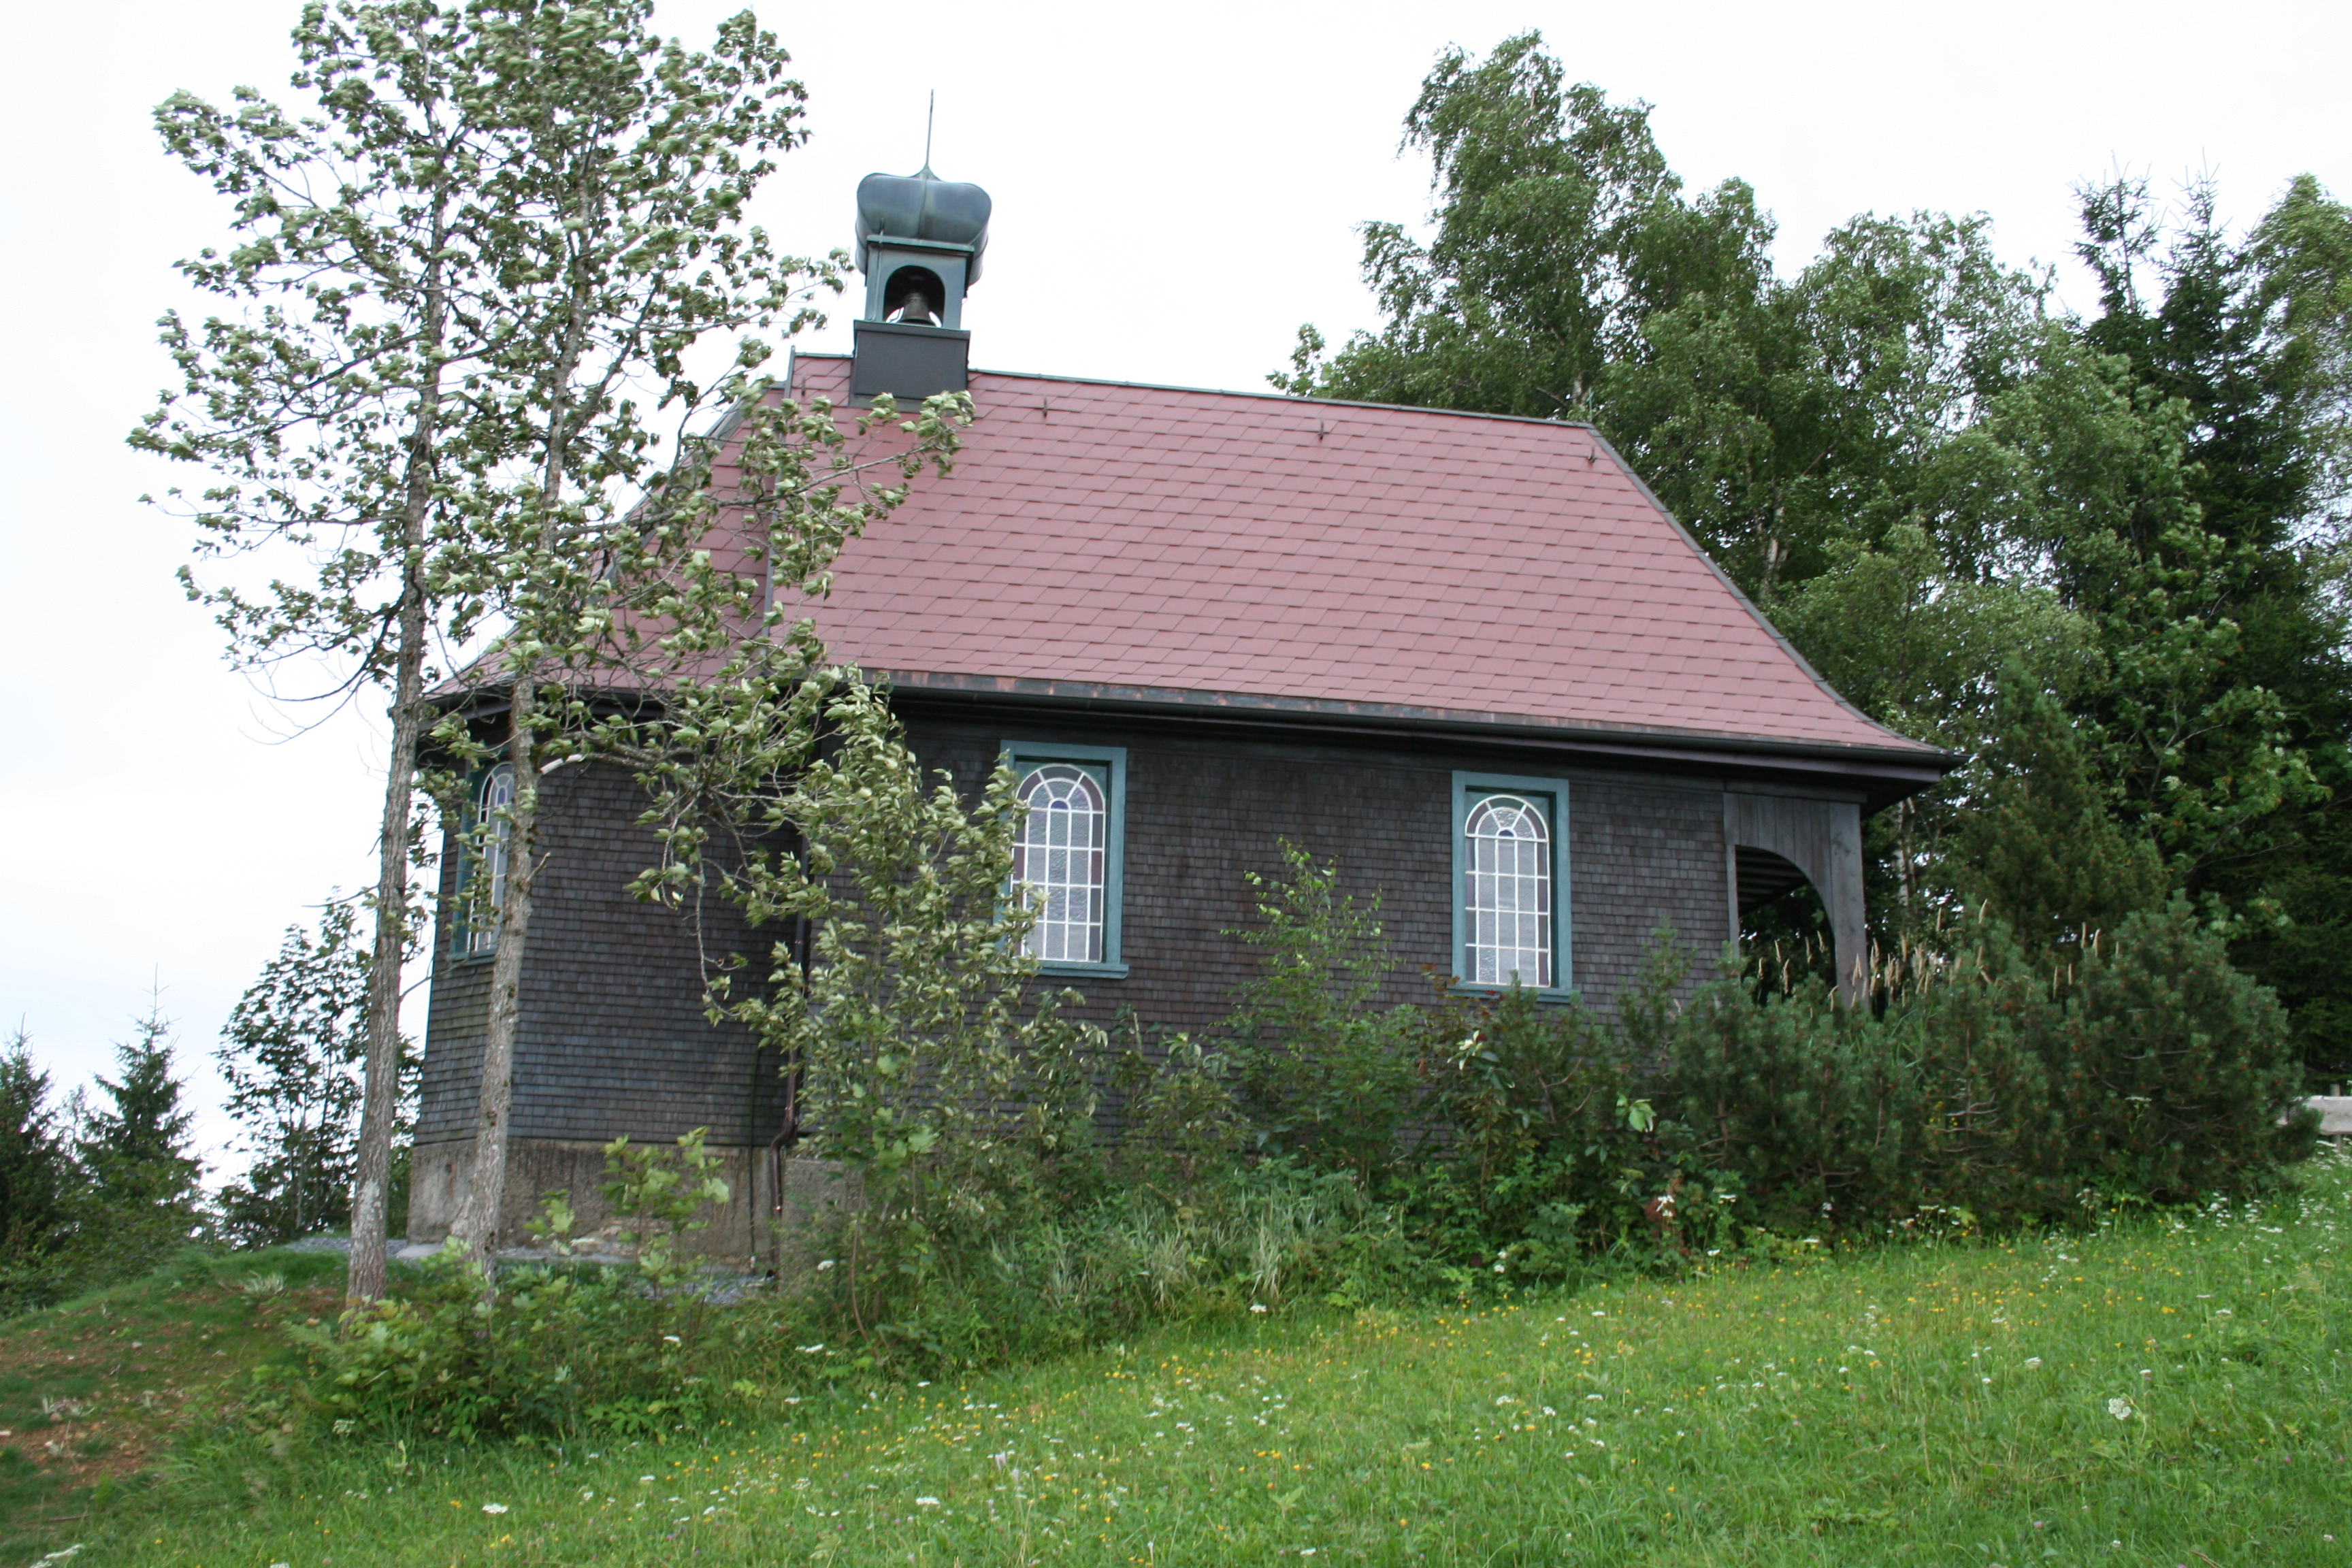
[{"x1": 241, "y1": 691, "x2": 2317, "y2": 1452}]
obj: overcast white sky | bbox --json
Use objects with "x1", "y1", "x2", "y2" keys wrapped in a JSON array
[{"x1": 2, "y1": 0, "x2": 2345, "y2": 1175}]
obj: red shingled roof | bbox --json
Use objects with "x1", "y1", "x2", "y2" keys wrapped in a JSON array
[{"x1": 789, "y1": 354, "x2": 1937, "y2": 759}]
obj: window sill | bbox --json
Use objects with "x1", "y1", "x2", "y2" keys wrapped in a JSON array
[
  {"x1": 1446, "y1": 980, "x2": 1578, "y2": 1005},
  {"x1": 1038, "y1": 961, "x2": 1130, "y2": 981}
]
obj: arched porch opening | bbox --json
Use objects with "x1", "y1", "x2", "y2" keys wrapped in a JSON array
[{"x1": 1725, "y1": 792, "x2": 1867, "y2": 1003}]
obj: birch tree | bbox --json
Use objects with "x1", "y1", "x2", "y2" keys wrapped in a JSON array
[
  {"x1": 137, "y1": 0, "x2": 506, "y2": 1303},
  {"x1": 139, "y1": 0, "x2": 846, "y2": 1290},
  {"x1": 416, "y1": 0, "x2": 885, "y2": 1271}
]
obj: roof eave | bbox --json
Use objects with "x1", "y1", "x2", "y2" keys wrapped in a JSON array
[{"x1": 875, "y1": 670, "x2": 1953, "y2": 813}]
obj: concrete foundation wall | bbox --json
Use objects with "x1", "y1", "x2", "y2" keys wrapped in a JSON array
[{"x1": 408, "y1": 1136, "x2": 863, "y2": 1269}]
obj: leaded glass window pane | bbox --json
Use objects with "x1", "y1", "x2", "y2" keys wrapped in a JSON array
[
  {"x1": 1014, "y1": 763, "x2": 1106, "y2": 964},
  {"x1": 1464, "y1": 792, "x2": 1552, "y2": 987},
  {"x1": 468, "y1": 762, "x2": 517, "y2": 956}
]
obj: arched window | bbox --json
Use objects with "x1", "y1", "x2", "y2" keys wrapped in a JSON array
[
  {"x1": 464, "y1": 762, "x2": 516, "y2": 956},
  {"x1": 1463, "y1": 792, "x2": 1552, "y2": 987},
  {"x1": 1015, "y1": 764, "x2": 1107, "y2": 964}
]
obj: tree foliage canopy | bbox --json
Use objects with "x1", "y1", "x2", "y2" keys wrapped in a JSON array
[{"x1": 1279, "y1": 32, "x2": 2352, "y2": 1071}]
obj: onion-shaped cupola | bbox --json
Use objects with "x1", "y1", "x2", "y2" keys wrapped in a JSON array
[
  {"x1": 854, "y1": 165, "x2": 991, "y2": 329},
  {"x1": 849, "y1": 165, "x2": 991, "y2": 405}
]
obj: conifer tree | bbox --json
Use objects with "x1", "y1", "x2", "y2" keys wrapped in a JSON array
[
  {"x1": 0, "y1": 1027, "x2": 76, "y2": 1309},
  {"x1": 74, "y1": 1002, "x2": 208, "y2": 1271}
]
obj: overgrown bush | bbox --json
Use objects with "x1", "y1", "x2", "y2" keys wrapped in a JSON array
[
  {"x1": 1109, "y1": 1024, "x2": 1247, "y2": 1195},
  {"x1": 1669, "y1": 902, "x2": 2314, "y2": 1232},
  {"x1": 268, "y1": 849, "x2": 2315, "y2": 1450},
  {"x1": 1671, "y1": 924, "x2": 2068, "y2": 1232},
  {"x1": 670, "y1": 678, "x2": 1110, "y2": 1348},
  {"x1": 1411, "y1": 950, "x2": 1741, "y2": 1277},
  {"x1": 1213, "y1": 853, "x2": 2311, "y2": 1265},
  {"x1": 2050, "y1": 902, "x2": 2315, "y2": 1201},
  {"x1": 291, "y1": 1132, "x2": 746, "y2": 1441}
]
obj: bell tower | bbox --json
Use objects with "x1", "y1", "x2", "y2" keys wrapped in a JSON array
[{"x1": 849, "y1": 164, "x2": 991, "y2": 405}]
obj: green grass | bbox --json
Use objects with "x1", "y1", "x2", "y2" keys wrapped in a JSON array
[
  {"x1": 0, "y1": 1246, "x2": 350, "y2": 1561},
  {"x1": 27, "y1": 1155, "x2": 2352, "y2": 1566}
]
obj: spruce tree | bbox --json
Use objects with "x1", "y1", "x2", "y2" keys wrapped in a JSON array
[
  {"x1": 1952, "y1": 676, "x2": 2168, "y2": 944},
  {"x1": 0, "y1": 1026, "x2": 76, "y2": 1310},
  {"x1": 2075, "y1": 174, "x2": 2352, "y2": 1075},
  {"x1": 74, "y1": 1002, "x2": 207, "y2": 1269}
]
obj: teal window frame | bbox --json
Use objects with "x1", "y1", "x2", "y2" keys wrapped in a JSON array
[
  {"x1": 449, "y1": 760, "x2": 514, "y2": 962},
  {"x1": 1450, "y1": 770, "x2": 1573, "y2": 999},
  {"x1": 1002, "y1": 740, "x2": 1129, "y2": 979}
]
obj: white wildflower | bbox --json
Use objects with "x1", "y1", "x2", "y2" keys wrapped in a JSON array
[
  {"x1": 2023, "y1": 1357, "x2": 2042, "y2": 1368},
  {"x1": 916, "y1": 1497, "x2": 942, "y2": 1507},
  {"x1": 482, "y1": 1503, "x2": 510, "y2": 1514},
  {"x1": 2107, "y1": 1398, "x2": 2134, "y2": 1420}
]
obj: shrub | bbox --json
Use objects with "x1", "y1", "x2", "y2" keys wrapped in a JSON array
[
  {"x1": 1669, "y1": 965, "x2": 1919, "y2": 1233},
  {"x1": 1412, "y1": 951, "x2": 1738, "y2": 1274},
  {"x1": 1894, "y1": 926, "x2": 2073, "y2": 1226},
  {"x1": 294, "y1": 1250, "x2": 738, "y2": 1442},
  {"x1": 1224, "y1": 843, "x2": 1423, "y2": 1180},
  {"x1": 294, "y1": 1132, "x2": 745, "y2": 1441},
  {"x1": 1669, "y1": 905, "x2": 2312, "y2": 1233},
  {"x1": 1111, "y1": 1025, "x2": 1247, "y2": 1196},
  {"x1": 702, "y1": 680, "x2": 1107, "y2": 1339},
  {"x1": 2051, "y1": 900, "x2": 2315, "y2": 1200}
]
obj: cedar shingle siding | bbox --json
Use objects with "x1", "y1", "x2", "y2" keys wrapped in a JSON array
[
  {"x1": 416, "y1": 762, "x2": 785, "y2": 1149},
  {"x1": 415, "y1": 714, "x2": 1734, "y2": 1153}
]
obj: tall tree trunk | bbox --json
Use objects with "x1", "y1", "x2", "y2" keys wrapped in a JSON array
[
  {"x1": 451, "y1": 676, "x2": 539, "y2": 1271},
  {"x1": 451, "y1": 229, "x2": 593, "y2": 1277},
  {"x1": 348, "y1": 578, "x2": 428, "y2": 1300},
  {"x1": 348, "y1": 189, "x2": 449, "y2": 1307}
]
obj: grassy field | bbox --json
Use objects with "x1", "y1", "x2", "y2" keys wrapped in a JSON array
[
  {"x1": 8, "y1": 1153, "x2": 2349, "y2": 1567},
  {"x1": 0, "y1": 1247, "x2": 350, "y2": 1562}
]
